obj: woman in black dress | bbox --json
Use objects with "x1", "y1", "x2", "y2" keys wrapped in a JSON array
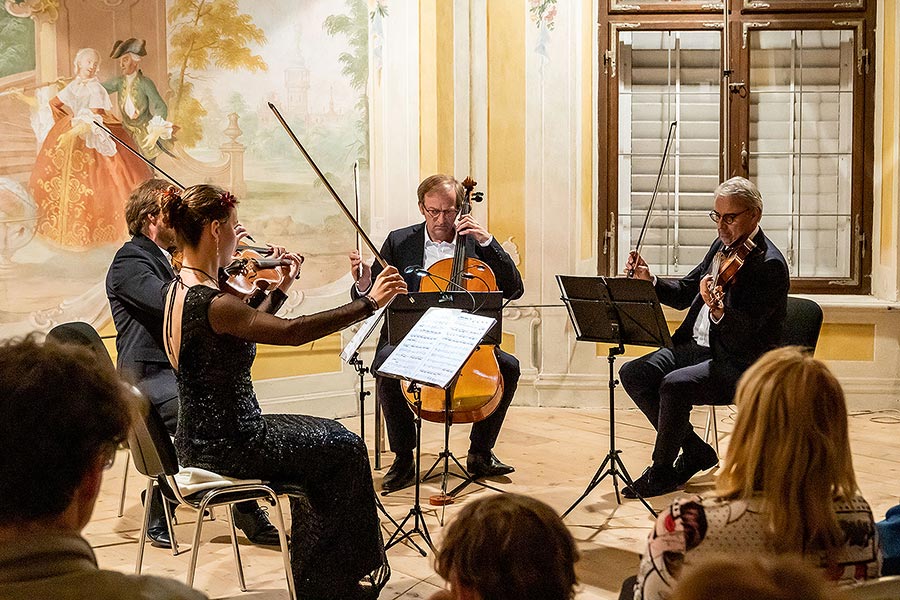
[{"x1": 160, "y1": 184, "x2": 406, "y2": 600}]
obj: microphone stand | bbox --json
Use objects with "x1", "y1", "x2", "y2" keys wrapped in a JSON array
[{"x1": 348, "y1": 349, "x2": 401, "y2": 530}]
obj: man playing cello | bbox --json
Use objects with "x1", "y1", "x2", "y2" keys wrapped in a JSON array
[{"x1": 349, "y1": 174, "x2": 524, "y2": 492}]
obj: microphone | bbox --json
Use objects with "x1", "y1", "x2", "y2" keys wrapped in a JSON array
[{"x1": 413, "y1": 269, "x2": 477, "y2": 311}]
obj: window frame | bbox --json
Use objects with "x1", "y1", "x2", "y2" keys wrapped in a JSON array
[{"x1": 598, "y1": 1, "x2": 875, "y2": 294}]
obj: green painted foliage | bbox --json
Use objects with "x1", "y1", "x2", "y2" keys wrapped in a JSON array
[
  {"x1": 167, "y1": 0, "x2": 267, "y2": 147},
  {"x1": 0, "y1": 11, "x2": 35, "y2": 79}
]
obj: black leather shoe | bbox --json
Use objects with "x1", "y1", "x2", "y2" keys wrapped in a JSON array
[
  {"x1": 622, "y1": 464, "x2": 681, "y2": 499},
  {"x1": 232, "y1": 506, "x2": 280, "y2": 546},
  {"x1": 466, "y1": 451, "x2": 515, "y2": 479},
  {"x1": 673, "y1": 443, "x2": 719, "y2": 485},
  {"x1": 382, "y1": 453, "x2": 416, "y2": 492},
  {"x1": 147, "y1": 525, "x2": 172, "y2": 548},
  {"x1": 142, "y1": 488, "x2": 173, "y2": 549}
]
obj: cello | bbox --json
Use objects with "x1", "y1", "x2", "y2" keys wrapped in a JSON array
[{"x1": 403, "y1": 177, "x2": 504, "y2": 424}]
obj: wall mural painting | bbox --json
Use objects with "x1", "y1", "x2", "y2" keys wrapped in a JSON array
[{"x1": 0, "y1": 0, "x2": 374, "y2": 336}]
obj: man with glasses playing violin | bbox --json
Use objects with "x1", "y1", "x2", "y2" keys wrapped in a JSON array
[
  {"x1": 620, "y1": 176, "x2": 789, "y2": 498},
  {"x1": 349, "y1": 174, "x2": 524, "y2": 492}
]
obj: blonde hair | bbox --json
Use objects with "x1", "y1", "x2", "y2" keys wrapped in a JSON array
[
  {"x1": 716, "y1": 346, "x2": 857, "y2": 553},
  {"x1": 670, "y1": 554, "x2": 844, "y2": 600}
]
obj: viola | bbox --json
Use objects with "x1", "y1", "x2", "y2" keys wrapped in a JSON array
[
  {"x1": 219, "y1": 247, "x2": 303, "y2": 308},
  {"x1": 402, "y1": 177, "x2": 504, "y2": 424},
  {"x1": 709, "y1": 235, "x2": 756, "y2": 305}
]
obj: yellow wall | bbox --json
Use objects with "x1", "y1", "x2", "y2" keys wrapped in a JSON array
[
  {"x1": 252, "y1": 335, "x2": 343, "y2": 379},
  {"x1": 419, "y1": 0, "x2": 455, "y2": 178},
  {"x1": 580, "y1": 0, "x2": 594, "y2": 260},
  {"x1": 486, "y1": 1, "x2": 526, "y2": 273}
]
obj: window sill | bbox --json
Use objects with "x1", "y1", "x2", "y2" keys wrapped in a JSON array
[{"x1": 661, "y1": 294, "x2": 900, "y2": 322}]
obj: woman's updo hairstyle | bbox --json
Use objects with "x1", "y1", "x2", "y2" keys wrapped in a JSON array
[{"x1": 160, "y1": 184, "x2": 238, "y2": 247}]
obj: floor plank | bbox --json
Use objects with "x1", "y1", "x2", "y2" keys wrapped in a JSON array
[{"x1": 86, "y1": 406, "x2": 900, "y2": 600}]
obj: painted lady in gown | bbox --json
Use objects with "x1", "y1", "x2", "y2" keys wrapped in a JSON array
[{"x1": 29, "y1": 47, "x2": 151, "y2": 251}]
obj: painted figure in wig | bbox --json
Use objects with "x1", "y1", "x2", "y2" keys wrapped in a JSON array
[
  {"x1": 102, "y1": 38, "x2": 173, "y2": 161},
  {"x1": 30, "y1": 47, "x2": 151, "y2": 250}
]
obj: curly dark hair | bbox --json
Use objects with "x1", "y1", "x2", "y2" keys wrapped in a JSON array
[
  {"x1": 159, "y1": 183, "x2": 238, "y2": 248},
  {"x1": 434, "y1": 493, "x2": 579, "y2": 600},
  {"x1": 0, "y1": 336, "x2": 132, "y2": 526}
]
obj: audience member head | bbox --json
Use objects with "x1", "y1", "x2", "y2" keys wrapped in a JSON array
[
  {"x1": 0, "y1": 336, "x2": 132, "y2": 533},
  {"x1": 160, "y1": 183, "x2": 238, "y2": 261},
  {"x1": 125, "y1": 178, "x2": 172, "y2": 237},
  {"x1": 670, "y1": 554, "x2": 843, "y2": 600},
  {"x1": 717, "y1": 346, "x2": 857, "y2": 552},
  {"x1": 433, "y1": 493, "x2": 578, "y2": 600}
]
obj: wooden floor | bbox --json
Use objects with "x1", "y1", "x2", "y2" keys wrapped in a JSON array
[{"x1": 87, "y1": 405, "x2": 900, "y2": 599}]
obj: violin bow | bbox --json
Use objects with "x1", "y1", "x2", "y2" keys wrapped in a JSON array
[
  {"x1": 268, "y1": 102, "x2": 388, "y2": 268},
  {"x1": 95, "y1": 121, "x2": 261, "y2": 243},
  {"x1": 92, "y1": 121, "x2": 185, "y2": 189},
  {"x1": 628, "y1": 120, "x2": 678, "y2": 278},
  {"x1": 353, "y1": 160, "x2": 364, "y2": 279}
]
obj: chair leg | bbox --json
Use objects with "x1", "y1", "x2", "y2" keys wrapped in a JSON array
[
  {"x1": 118, "y1": 452, "x2": 130, "y2": 518},
  {"x1": 186, "y1": 498, "x2": 210, "y2": 588},
  {"x1": 703, "y1": 406, "x2": 720, "y2": 456},
  {"x1": 269, "y1": 496, "x2": 296, "y2": 600},
  {"x1": 135, "y1": 479, "x2": 154, "y2": 574},
  {"x1": 161, "y1": 493, "x2": 180, "y2": 556},
  {"x1": 227, "y1": 504, "x2": 248, "y2": 592}
]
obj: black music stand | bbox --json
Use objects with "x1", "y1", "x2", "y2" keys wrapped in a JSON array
[
  {"x1": 556, "y1": 275, "x2": 672, "y2": 518},
  {"x1": 388, "y1": 292, "x2": 505, "y2": 504},
  {"x1": 377, "y1": 306, "x2": 497, "y2": 553}
]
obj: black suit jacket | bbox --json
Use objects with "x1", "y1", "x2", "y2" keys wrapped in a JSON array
[
  {"x1": 354, "y1": 223, "x2": 524, "y2": 299},
  {"x1": 352, "y1": 223, "x2": 524, "y2": 351},
  {"x1": 105, "y1": 233, "x2": 175, "y2": 380},
  {"x1": 655, "y1": 228, "x2": 789, "y2": 380}
]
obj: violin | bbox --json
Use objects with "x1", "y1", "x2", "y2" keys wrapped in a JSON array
[
  {"x1": 219, "y1": 246, "x2": 303, "y2": 308},
  {"x1": 708, "y1": 235, "x2": 756, "y2": 305},
  {"x1": 97, "y1": 119, "x2": 307, "y2": 308},
  {"x1": 405, "y1": 177, "x2": 504, "y2": 424}
]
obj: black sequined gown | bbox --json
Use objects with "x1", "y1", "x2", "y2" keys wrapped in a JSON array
[{"x1": 173, "y1": 285, "x2": 388, "y2": 600}]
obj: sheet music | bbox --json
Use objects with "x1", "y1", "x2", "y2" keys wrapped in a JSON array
[
  {"x1": 377, "y1": 307, "x2": 496, "y2": 389},
  {"x1": 340, "y1": 306, "x2": 387, "y2": 363}
]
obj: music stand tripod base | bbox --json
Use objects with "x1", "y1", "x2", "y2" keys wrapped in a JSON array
[
  {"x1": 419, "y1": 386, "x2": 507, "y2": 508},
  {"x1": 383, "y1": 383, "x2": 435, "y2": 556},
  {"x1": 556, "y1": 275, "x2": 673, "y2": 520},
  {"x1": 562, "y1": 346, "x2": 656, "y2": 518}
]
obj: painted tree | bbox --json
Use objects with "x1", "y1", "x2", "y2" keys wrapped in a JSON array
[
  {"x1": 167, "y1": 0, "x2": 267, "y2": 146},
  {"x1": 323, "y1": 0, "x2": 370, "y2": 166}
]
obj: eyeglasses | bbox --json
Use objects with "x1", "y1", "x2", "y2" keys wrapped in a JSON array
[
  {"x1": 423, "y1": 206, "x2": 459, "y2": 219},
  {"x1": 709, "y1": 208, "x2": 751, "y2": 225}
]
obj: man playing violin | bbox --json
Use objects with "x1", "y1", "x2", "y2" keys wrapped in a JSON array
[
  {"x1": 349, "y1": 173, "x2": 524, "y2": 492},
  {"x1": 620, "y1": 176, "x2": 789, "y2": 498},
  {"x1": 105, "y1": 179, "x2": 282, "y2": 547}
]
